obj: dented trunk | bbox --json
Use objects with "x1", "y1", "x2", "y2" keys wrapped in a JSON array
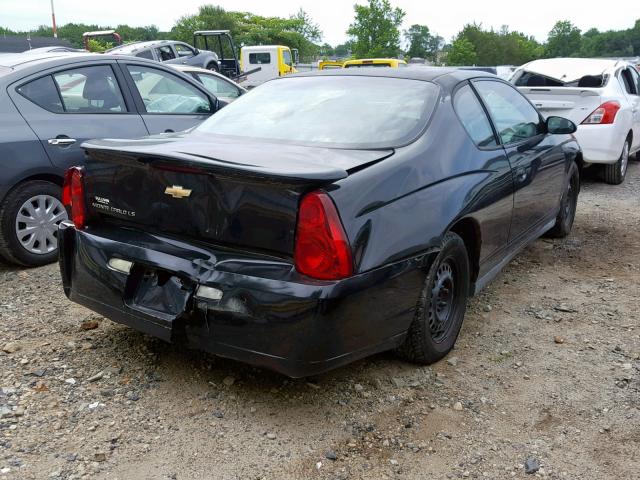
[{"x1": 81, "y1": 135, "x2": 392, "y2": 256}]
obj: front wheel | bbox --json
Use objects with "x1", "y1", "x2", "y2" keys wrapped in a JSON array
[
  {"x1": 206, "y1": 62, "x2": 219, "y2": 72},
  {"x1": 0, "y1": 181, "x2": 67, "y2": 266},
  {"x1": 546, "y1": 161, "x2": 580, "y2": 238},
  {"x1": 603, "y1": 139, "x2": 630, "y2": 185},
  {"x1": 396, "y1": 232, "x2": 470, "y2": 364}
]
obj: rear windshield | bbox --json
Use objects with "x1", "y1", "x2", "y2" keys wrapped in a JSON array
[
  {"x1": 195, "y1": 75, "x2": 439, "y2": 148},
  {"x1": 514, "y1": 71, "x2": 608, "y2": 88}
]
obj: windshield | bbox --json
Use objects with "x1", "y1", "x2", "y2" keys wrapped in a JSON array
[{"x1": 195, "y1": 75, "x2": 439, "y2": 148}]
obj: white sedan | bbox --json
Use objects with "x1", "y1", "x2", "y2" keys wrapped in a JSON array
[
  {"x1": 169, "y1": 64, "x2": 247, "y2": 104},
  {"x1": 511, "y1": 58, "x2": 640, "y2": 184}
]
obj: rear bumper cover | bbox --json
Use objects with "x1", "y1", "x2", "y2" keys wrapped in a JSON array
[{"x1": 58, "y1": 222, "x2": 430, "y2": 377}]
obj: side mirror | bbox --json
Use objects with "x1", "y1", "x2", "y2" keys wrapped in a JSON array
[
  {"x1": 193, "y1": 49, "x2": 200, "y2": 55},
  {"x1": 546, "y1": 116, "x2": 577, "y2": 135}
]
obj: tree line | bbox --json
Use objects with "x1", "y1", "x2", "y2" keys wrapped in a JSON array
[{"x1": 2, "y1": 0, "x2": 639, "y2": 66}]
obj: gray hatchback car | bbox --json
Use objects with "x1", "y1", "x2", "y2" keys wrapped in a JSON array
[
  {"x1": 0, "y1": 52, "x2": 220, "y2": 266},
  {"x1": 106, "y1": 40, "x2": 221, "y2": 72}
]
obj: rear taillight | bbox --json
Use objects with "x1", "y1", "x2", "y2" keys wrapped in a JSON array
[
  {"x1": 582, "y1": 101, "x2": 621, "y2": 124},
  {"x1": 294, "y1": 191, "x2": 353, "y2": 280},
  {"x1": 62, "y1": 167, "x2": 87, "y2": 229}
]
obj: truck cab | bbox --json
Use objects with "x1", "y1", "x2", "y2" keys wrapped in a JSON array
[{"x1": 240, "y1": 45, "x2": 297, "y2": 88}]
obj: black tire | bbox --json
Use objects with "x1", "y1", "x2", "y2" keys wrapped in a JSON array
[
  {"x1": 396, "y1": 232, "x2": 470, "y2": 364},
  {"x1": 206, "y1": 62, "x2": 219, "y2": 72},
  {"x1": 0, "y1": 180, "x2": 66, "y2": 267},
  {"x1": 603, "y1": 138, "x2": 630, "y2": 185},
  {"x1": 546, "y1": 162, "x2": 580, "y2": 238}
]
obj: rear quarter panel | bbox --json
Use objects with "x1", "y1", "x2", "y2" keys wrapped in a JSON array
[{"x1": 330, "y1": 92, "x2": 514, "y2": 274}]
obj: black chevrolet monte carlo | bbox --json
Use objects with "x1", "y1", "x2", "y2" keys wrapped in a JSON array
[{"x1": 58, "y1": 68, "x2": 582, "y2": 377}]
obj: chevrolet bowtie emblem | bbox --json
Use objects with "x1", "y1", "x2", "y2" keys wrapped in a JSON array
[{"x1": 164, "y1": 185, "x2": 192, "y2": 199}]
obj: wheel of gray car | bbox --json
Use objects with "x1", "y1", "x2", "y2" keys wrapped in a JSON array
[
  {"x1": 396, "y1": 232, "x2": 470, "y2": 365},
  {"x1": 206, "y1": 62, "x2": 219, "y2": 73},
  {"x1": 603, "y1": 138, "x2": 630, "y2": 185},
  {"x1": 546, "y1": 161, "x2": 580, "y2": 238},
  {"x1": 0, "y1": 180, "x2": 67, "y2": 267}
]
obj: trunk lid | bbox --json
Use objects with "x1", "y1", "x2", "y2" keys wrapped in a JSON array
[
  {"x1": 518, "y1": 86, "x2": 602, "y2": 124},
  {"x1": 82, "y1": 134, "x2": 392, "y2": 256}
]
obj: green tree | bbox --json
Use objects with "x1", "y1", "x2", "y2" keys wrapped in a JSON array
[
  {"x1": 404, "y1": 24, "x2": 442, "y2": 61},
  {"x1": 347, "y1": 0, "x2": 405, "y2": 58},
  {"x1": 546, "y1": 20, "x2": 582, "y2": 57},
  {"x1": 447, "y1": 37, "x2": 477, "y2": 65}
]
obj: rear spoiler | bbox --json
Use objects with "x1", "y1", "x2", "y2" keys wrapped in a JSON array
[{"x1": 82, "y1": 138, "x2": 393, "y2": 184}]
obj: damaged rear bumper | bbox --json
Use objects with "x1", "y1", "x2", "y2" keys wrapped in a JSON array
[{"x1": 58, "y1": 222, "x2": 430, "y2": 377}]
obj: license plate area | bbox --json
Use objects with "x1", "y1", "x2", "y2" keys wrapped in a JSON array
[{"x1": 124, "y1": 266, "x2": 193, "y2": 321}]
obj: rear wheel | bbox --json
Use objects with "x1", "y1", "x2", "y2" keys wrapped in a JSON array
[
  {"x1": 546, "y1": 162, "x2": 580, "y2": 238},
  {"x1": 206, "y1": 62, "x2": 219, "y2": 72},
  {"x1": 0, "y1": 181, "x2": 67, "y2": 266},
  {"x1": 603, "y1": 138, "x2": 630, "y2": 185},
  {"x1": 396, "y1": 232, "x2": 470, "y2": 364}
]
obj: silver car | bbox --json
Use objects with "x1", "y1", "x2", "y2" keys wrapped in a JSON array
[
  {"x1": 107, "y1": 40, "x2": 221, "y2": 72},
  {"x1": 169, "y1": 65, "x2": 246, "y2": 103}
]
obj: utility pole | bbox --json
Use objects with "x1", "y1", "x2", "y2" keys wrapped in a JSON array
[{"x1": 51, "y1": 0, "x2": 58, "y2": 38}]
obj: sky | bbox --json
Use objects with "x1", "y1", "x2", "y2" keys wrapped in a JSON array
[{"x1": 1, "y1": 0, "x2": 637, "y2": 46}]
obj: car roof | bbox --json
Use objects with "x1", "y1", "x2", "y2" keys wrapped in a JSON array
[
  {"x1": 0, "y1": 52, "x2": 166, "y2": 79},
  {"x1": 107, "y1": 40, "x2": 181, "y2": 54},
  {"x1": 289, "y1": 66, "x2": 496, "y2": 84}
]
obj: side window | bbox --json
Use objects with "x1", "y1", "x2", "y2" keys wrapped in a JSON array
[
  {"x1": 17, "y1": 75, "x2": 63, "y2": 113},
  {"x1": 135, "y1": 49, "x2": 154, "y2": 60},
  {"x1": 197, "y1": 73, "x2": 240, "y2": 98},
  {"x1": 53, "y1": 66, "x2": 127, "y2": 113},
  {"x1": 620, "y1": 68, "x2": 638, "y2": 95},
  {"x1": 630, "y1": 68, "x2": 640, "y2": 94},
  {"x1": 174, "y1": 43, "x2": 194, "y2": 57},
  {"x1": 282, "y1": 49, "x2": 292, "y2": 67},
  {"x1": 453, "y1": 84, "x2": 497, "y2": 148},
  {"x1": 126, "y1": 65, "x2": 211, "y2": 114},
  {"x1": 155, "y1": 45, "x2": 176, "y2": 62},
  {"x1": 249, "y1": 52, "x2": 271, "y2": 64},
  {"x1": 474, "y1": 80, "x2": 543, "y2": 145}
]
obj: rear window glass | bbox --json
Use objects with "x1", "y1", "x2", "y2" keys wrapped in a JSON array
[
  {"x1": 514, "y1": 71, "x2": 607, "y2": 88},
  {"x1": 196, "y1": 76, "x2": 439, "y2": 148},
  {"x1": 17, "y1": 75, "x2": 63, "y2": 113},
  {"x1": 249, "y1": 53, "x2": 271, "y2": 64},
  {"x1": 136, "y1": 49, "x2": 154, "y2": 59}
]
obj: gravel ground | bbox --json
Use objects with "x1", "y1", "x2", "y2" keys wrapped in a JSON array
[{"x1": 1, "y1": 163, "x2": 639, "y2": 480}]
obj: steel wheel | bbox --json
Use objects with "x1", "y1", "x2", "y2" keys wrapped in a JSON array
[
  {"x1": 15, "y1": 194, "x2": 67, "y2": 255},
  {"x1": 428, "y1": 259, "x2": 456, "y2": 343}
]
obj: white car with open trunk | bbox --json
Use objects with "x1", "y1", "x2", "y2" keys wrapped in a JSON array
[{"x1": 512, "y1": 58, "x2": 640, "y2": 184}]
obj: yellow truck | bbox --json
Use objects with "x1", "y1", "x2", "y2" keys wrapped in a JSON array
[
  {"x1": 240, "y1": 45, "x2": 298, "y2": 87},
  {"x1": 342, "y1": 58, "x2": 408, "y2": 69}
]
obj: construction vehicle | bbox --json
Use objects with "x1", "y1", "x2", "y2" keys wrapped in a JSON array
[{"x1": 192, "y1": 30, "x2": 241, "y2": 78}]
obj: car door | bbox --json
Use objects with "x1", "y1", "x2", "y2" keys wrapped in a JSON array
[
  {"x1": 190, "y1": 71, "x2": 243, "y2": 103},
  {"x1": 172, "y1": 43, "x2": 197, "y2": 66},
  {"x1": 452, "y1": 83, "x2": 514, "y2": 274},
  {"x1": 121, "y1": 62, "x2": 215, "y2": 134},
  {"x1": 473, "y1": 79, "x2": 566, "y2": 244},
  {"x1": 8, "y1": 62, "x2": 149, "y2": 172},
  {"x1": 623, "y1": 67, "x2": 640, "y2": 151}
]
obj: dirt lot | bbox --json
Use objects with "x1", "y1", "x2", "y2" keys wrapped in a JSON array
[{"x1": 1, "y1": 163, "x2": 638, "y2": 480}]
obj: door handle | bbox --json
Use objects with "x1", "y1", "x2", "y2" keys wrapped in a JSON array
[{"x1": 48, "y1": 138, "x2": 76, "y2": 146}]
